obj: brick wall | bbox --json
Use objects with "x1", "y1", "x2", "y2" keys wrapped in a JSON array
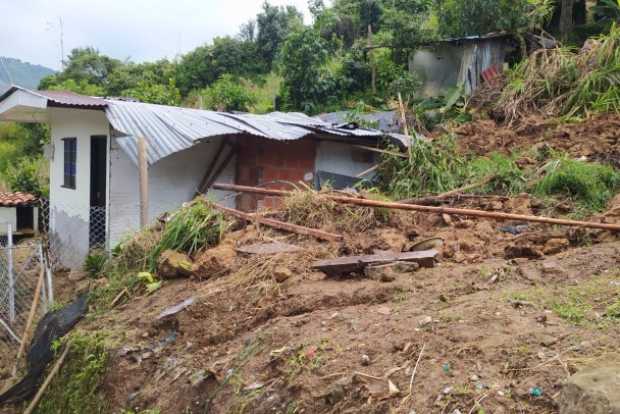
[{"x1": 236, "y1": 137, "x2": 316, "y2": 211}]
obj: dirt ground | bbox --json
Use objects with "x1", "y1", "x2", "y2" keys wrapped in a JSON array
[
  {"x1": 451, "y1": 113, "x2": 620, "y2": 168},
  {"x1": 66, "y1": 197, "x2": 620, "y2": 414}
]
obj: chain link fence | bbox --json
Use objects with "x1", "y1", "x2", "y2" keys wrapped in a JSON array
[
  {"x1": 0, "y1": 224, "x2": 52, "y2": 377},
  {"x1": 38, "y1": 198, "x2": 107, "y2": 270}
]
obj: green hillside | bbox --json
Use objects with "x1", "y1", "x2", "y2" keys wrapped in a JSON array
[{"x1": 0, "y1": 56, "x2": 55, "y2": 93}]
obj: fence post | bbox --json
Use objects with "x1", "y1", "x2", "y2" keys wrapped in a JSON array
[{"x1": 7, "y1": 223, "x2": 15, "y2": 324}]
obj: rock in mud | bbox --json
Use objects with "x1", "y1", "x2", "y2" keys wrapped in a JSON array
[
  {"x1": 504, "y1": 244, "x2": 543, "y2": 260},
  {"x1": 558, "y1": 365, "x2": 620, "y2": 414},
  {"x1": 158, "y1": 250, "x2": 193, "y2": 279},
  {"x1": 543, "y1": 238, "x2": 569, "y2": 255},
  {"x1": 274, "y1": 267, "x2": 293, "y2": 283}
]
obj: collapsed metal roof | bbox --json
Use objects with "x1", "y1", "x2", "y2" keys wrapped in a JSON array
[{"x1": 0, "y1": 86, "x2": 410, "y2": 165}]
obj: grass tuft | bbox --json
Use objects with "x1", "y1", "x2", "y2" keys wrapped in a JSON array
[
  {"x1": 535, "y1": 157, "x2": 620, "y2": 213},
  {"x1": 147, "y1": 199, "x2": 229, "y2": 270},
  {"x1": 33, "y1": 333, "x2": 109, "y2": 414}
]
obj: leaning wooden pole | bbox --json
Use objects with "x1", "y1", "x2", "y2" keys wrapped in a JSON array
[
  {"x1": 11, "y1": 265, "x2": 45, "y2": 377},
  {"x1": 137, "y1": 136, "x2": 149, "y2": 229},
  {"x1": 213, "y1": 203, "x2": 343, "y2": 242},
  {"x1": 23, "y1": 344, "x2": 71, "y2": 414},
  {"x1": 211, "y1": 183, "x2": 620, "y2": 232}
]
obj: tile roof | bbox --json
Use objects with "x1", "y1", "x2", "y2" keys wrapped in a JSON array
[{"x1": 0, "y1": 192, "x2": 38, "y2": 207}]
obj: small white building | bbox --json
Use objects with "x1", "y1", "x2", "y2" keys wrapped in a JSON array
[
  {"x1": 0, "y1": 192, "x2": 39, "y2": 237},
  {"x1": 0, "y1": 87, "x2": 408, "y2": 268}
]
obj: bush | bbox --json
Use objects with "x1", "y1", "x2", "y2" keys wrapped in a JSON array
[
  {"x1": 499, "y1": 24, "x2": 620, "y2": 121},
  {"x1": 83, "y1": 252, "x2": 108, "y2": 278},
  {"x1": 201, "y1": 74, "x2": 257, "y2": 112},
  {"x1": 34, "y1": 333, "x2": 109, "y2": 414},
  {"x1": 377, "y1": 137, "x2": 468, "y2": 199},
  {"x1": 147, "y1": 200, "x2": 229, "y2": 270},
  {"x1": 468, "y1": 153, "x2": 527, "y2": 195},
  {"x1": 5, "y1": 156, "x2": 48, "y2": 197},
  {"x1": 535, "y1": 158, "x2": 620, "y2": 212}
]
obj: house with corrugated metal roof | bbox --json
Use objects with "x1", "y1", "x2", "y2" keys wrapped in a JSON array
[
  {"x1": 0, "y1": 86, "x2": 408, "y2": 267},
  {"x1": 409, "y1": 33, "x2": 516, "y2": 97}
]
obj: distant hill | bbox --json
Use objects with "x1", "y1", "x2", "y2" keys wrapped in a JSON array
[{"x1": 0, "y1": 57, "x2": 55, "y2": 94}]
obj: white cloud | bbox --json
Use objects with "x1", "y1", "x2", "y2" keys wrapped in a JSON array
[{"x1": 0, "y1": 0, "x2": 311, "y2": 70}]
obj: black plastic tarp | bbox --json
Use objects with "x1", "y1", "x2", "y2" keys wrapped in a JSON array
[{"x1": 0, "y1": 294, "x2": 88, "y2": 405}]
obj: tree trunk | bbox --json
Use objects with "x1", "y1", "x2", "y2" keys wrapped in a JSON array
[{"x1": 559, "y1": 0, "x2": 576, "y2": 41}]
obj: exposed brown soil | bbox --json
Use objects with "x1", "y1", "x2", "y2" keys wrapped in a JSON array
[
  {"x1": 452, "y1": 113, "x2": 620, "y2": 167},
  {"x1": 73, "y1": 197, "x2": 620, "y2": 414}
]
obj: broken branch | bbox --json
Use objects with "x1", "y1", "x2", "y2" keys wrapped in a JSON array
[
  {"x1": 213, "y1": 203, "x2": 343, "y2": 242},
  {"x1": 212, "y1": 183, "x2": 620, "y2": 232}
]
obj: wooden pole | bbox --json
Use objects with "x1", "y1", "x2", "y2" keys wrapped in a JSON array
[
  {"x1": 23, "y1": 344, "x2": 71, "y2": 414},
  {"x1": 137, "y1": 136, "x2": 149, "y2": 229},
  {"x1": 197, "y1": 141, "x2": 227, "y2": 194},
  {"x1": 211, "y1": 183, "x2": 620, "y2": 232},
  {"x1": 7, "y1": 223, "x2": 15, "y2": 323},
  {"x1": 397, "y1": 92, "x2": 409, "y2": 137},
  {"x1": 353, "y1": 145, "x2": 408, "y2": 159},
  {"x1": 213, "y1": 203, "x2": 343, "y2": 242},
  {"x1": 12, "y1": 263, "x2": 45, "y2": 377},
  {"x1": 399, "y1": 176, "x2": 494, "y2": 204}
]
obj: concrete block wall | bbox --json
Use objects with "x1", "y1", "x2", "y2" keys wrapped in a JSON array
[{"x1": 236, "y1": 137, "x2": 316, "y2": 211}]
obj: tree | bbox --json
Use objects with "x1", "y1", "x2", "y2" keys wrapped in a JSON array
[
  {"x1": 279, "y1": 28, "x2": 335, "y2": 113},
  {"x1": 200, "y1": 74, "x2": 257, "y2": 112},
  {"x1": 256, "y1": 2, "x2": 304, "y2": 69},
  {"x1": 176, "y1": 36, "x2": 263, "y2": 95},
  {"x1": 40, "y1": 47, "x2": 121, "y2": 91},
  {"x1": 123, "y1": 79, "x2": 181, "y2": 105}
]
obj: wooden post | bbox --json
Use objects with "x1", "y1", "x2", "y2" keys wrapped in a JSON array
[
  {"x1": 7, "y1": 223, "x2": 14, "y2": 324},
  {"x1": 23, "y1": 344, "x2": 71, "y2": 414},
  {"x1": 368, "y1": 24, "x2": 377, "y2": 95},
  {"x1": 137, "y1": 136, "x2": 149, "y2": 229},
  {"x1": 12, "y1": 261, "x2": 45, "y2": 377},
  {"x1": 397, "y1": 92, "x2": 409, "y2": 136}
]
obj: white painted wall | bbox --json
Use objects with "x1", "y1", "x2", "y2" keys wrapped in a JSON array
[
  {"x1": 0, "y1": 208, "x2": 16, "y2": 234},
  {"x1": 108, "y1": 136, "x2": 237, "y2": 247},
  {"x1": 315, "y1": 140, "x2": 377, "y2": 178},
  {"x1": 48, "y1": 107, "x2": 109, "y2": 267}
]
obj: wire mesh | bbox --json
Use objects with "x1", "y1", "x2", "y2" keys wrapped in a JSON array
[{"x1": 0, "y1": 240, "x2": 49, "y2": 375}]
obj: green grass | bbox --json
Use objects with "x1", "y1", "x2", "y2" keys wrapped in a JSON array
[
  {"x1": 243, "y1": 72, "x2": 282, "y2": 114},
  {"x1": 147, "y1": 199, "x2": 229, "y2": 270},
  {"x1": 507, "y1": 272, "x2": 620, "y2": 325},
  {"x1": 34, "y1": 333, "x2": 109, "y2": 414},
  {"x1": 378, "y1": 136, "x2": 469, "y2": 199},
  {"x1": 535, "y1": 157, "x2": 620, "y2": 214},
  {"x1": 468, "y1": 153, "x2": 527, "y2": 195}
]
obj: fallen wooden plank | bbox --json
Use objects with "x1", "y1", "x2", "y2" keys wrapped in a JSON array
[
  {"x1": 312, "y1": 250, "x2": 438, "y2": 276},
  {"x1": 211, "y1": 183, "x2": 620, "y2": 232},
  {"x1": 213, "y1": 203, "x2": 343, "y2": 242},
  {"x1": 236, "y1": 242, "x2": 302, "y2": 255}
]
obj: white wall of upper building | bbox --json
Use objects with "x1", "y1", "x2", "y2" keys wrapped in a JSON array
[
  {"x1": 0, "y1": 208, "x2": 17, "y2": 234},
  {"x1": 48, "y1": 107, "x2": 109, "y2": 221},
  {"x1": 108, "y1": 136, "x2": 237, "y2": 247},
  {"x1": 47, "y1": 107, "x2": 109, "y2": 266}
]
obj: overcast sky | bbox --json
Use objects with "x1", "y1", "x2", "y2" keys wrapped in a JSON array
[{"x1": 1, "y1": 0, "x2": 312, "y2": 70}]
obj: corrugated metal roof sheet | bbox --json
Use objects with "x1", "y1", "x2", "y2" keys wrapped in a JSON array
[
  {"x1": 37, "y1": 90, "x2": 107, "y2": 107},
  {"x1": 0, "y1": 86, "x2": 107, "y2": 108},
  {"x1": 0, "y1": 86, "x2": 410, "y2": 165},
  {"x1": 106, "y1": 100, "x2": 410, "y2": 165},
  {"x1": 0, "y1": 192, "x2": 37, "y2": 207}
]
